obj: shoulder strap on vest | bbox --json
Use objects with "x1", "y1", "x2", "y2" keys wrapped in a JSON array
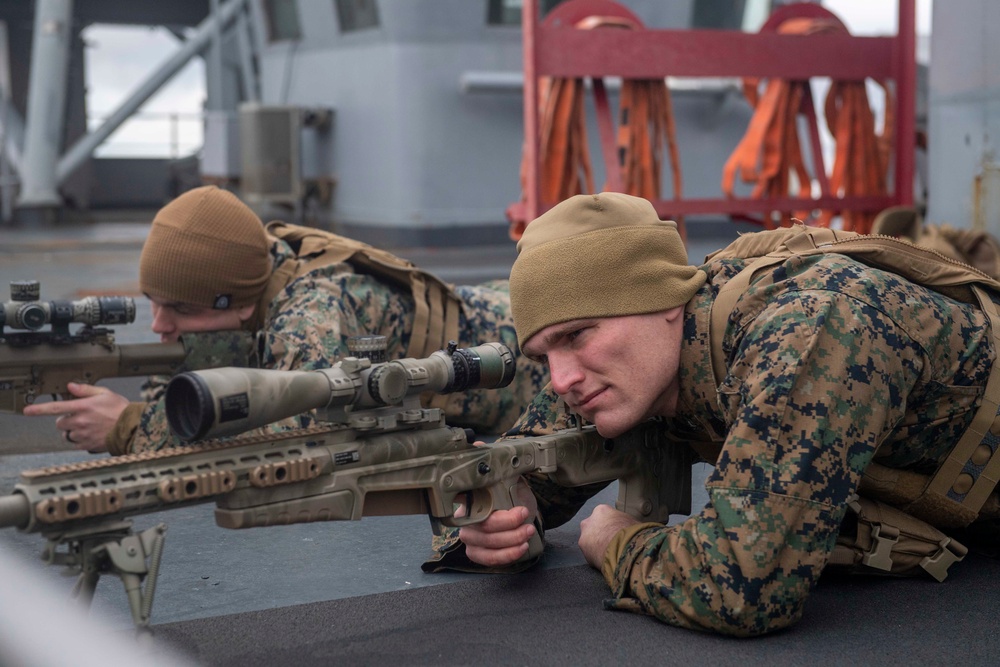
[
  {"x1": 264, "y1": 221, "x2": 463, "y2": 357},
  {"x1": 904, "y1": 285, "x2": 1000, "y2": 527},
  {"x1": 708, "y1": 224, "x2": 1000, "y2": 528}
]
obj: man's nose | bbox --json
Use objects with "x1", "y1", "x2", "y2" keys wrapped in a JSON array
[
  {"x1": 548, "y1": 354, "x2": 583, "y2": 396},
  {"x1": 150, "y1": 307, "x2": 173, "y2": 333}
]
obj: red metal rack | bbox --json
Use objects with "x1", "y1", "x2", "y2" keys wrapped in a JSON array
[{"x1": 507, "y1": 0, "x2": 916, "y2": 232}]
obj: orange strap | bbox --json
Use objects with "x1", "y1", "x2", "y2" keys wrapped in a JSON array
[
  {"x1": 721, "y1": 16, "x2": 893, "y2": 233},
  {"x1": 509, "y1": 15, "x2": 683, "y2": 241},
  {"x1": 617, "y1": 78, "x2": 684, "y2": 234}
]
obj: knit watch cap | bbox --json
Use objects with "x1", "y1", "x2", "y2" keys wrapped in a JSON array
[
  {"x1": 509, "y1": 193, "x2": 707, "y2": 350},
  {"x1": 139, "y1": 186, "x2": 271, "y2": 309}
]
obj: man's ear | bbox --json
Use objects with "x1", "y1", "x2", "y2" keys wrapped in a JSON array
[
  {"x1": 663, "y1": 306, "x2": 684, "y2": 323},
  {"x1": 236, "y1": 303, "x2": 256, "y2": 323}
]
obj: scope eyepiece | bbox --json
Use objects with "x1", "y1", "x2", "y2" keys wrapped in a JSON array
[{"x1": 443, "y1": 342, "x2": 516, "y2": 392}]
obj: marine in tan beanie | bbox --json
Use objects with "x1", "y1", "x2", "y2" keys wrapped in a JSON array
[
  {"x1": 509, "y1": 192, "x2": 706, "y2": 351},
  {"x1": 460, "y1": 193, "x2": 709, "y2": 572},
  {"x1": 139, "y1": 185, "x2": 272, "y2": 311}
]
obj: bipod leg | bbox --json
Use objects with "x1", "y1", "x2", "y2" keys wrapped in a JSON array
[
  {"x1": 69, "y1": 566, "x2": 100, "y2": 609},
  {"x1": 43, "y1": 522, "x2": 168, "y2": 631},
  {"x1": 100, "y1": 523, "x2": 168, "y2": 631},
  {"x1": 44, "y1": 526, "x2": 129, "y2": 612}
]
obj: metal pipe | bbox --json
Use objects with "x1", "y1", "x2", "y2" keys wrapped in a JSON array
[
  {"x1": 0, "y1": 97, "x2": 23, "y2": 172},
  {"x1": 235, "y1": 5, "x2": 259, "y2": 103},
  {"x1": 0, "y1": 20, "x2": 19, "y2": 223},
  {"x1": 55, "y1": 0, "x2": 250, "y2": 184},
  {"x1": 895, "y1": 0, "x2": 917, "y2": 205},
  {"x1": 207, "y1": 0, "x2": 224, "y2": 111},
  {"x1": 18, "y1": 0, "x2": 73, "y2": 208},
  {"x1": 522, "y1": 0, "x2": 540, "y2": 222}
]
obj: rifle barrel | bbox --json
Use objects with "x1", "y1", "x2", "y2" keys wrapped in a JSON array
[{"x1": 0, "y1": 493, "x2": 29, "y2": 529}]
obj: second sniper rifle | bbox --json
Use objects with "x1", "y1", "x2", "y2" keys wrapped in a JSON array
[
  {"x1": 0, "y1": 341, "x2": 692, "y2": 630},
  {"x1": 0, "y1": 280, "x2": 256, "y2": 412}
]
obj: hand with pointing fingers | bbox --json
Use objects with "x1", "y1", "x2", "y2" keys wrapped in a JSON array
[{"x1": 22, "y1": 382, "x2": 129, "y2": 453}]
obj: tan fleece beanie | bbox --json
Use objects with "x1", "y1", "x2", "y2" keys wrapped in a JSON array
[
  {"x1": 509, "y1": 193, "x2": 707, "y2": 349},
  {"x1": 139, "y1": 186, "x2": 272, "y2": 309}
]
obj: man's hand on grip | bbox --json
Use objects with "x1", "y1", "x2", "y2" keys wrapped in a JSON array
[{"x1": 458, "y1": 477, "x2": 540, "y2": 567}]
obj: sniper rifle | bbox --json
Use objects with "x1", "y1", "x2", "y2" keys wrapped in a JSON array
[{"x1": 0, "y1": 342, "x2": 691, "y2": 629}]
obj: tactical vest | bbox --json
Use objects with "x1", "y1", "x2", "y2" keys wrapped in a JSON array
[
  {"x1": 261, "y1": 221, "x2": 463, "y2": 359},
  {"x1": 705, "y1": 224, "x2": 1000, "y2": 580}
]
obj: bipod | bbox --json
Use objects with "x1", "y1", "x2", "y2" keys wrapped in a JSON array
[{"x1": 41, "y1": 521, "x2": 168, "y2": 631}]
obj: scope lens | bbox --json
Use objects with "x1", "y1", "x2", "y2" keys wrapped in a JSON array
[
  {"x1": 16, "y1": 303, "x2": 46, "y2": 331},
  {"x1": 165, "y1": 373, "x2": 216, "y2": 441}
]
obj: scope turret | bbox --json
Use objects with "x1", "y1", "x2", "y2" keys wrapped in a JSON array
[{"x1": 165, "y1": 342, "x2": 516, "y2": 441}]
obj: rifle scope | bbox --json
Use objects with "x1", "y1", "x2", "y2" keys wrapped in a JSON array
[
  {"x1": 0, "y1": 281, "x2": 135, "y2": 332},
  {"x1": 164, "y1": 342, "x2": 516, "y2": 441}
]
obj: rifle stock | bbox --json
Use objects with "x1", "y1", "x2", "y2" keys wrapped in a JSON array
[{"x1": 0, "y1": 343, "x2": 692, "y2": 629}]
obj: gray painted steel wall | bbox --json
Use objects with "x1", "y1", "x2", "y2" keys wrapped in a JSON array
[
  {"x1": 251, "y1": 0, "x2": 754, "y2": 244},
  {"x1": 926, "y1": 0, "x2": 1000, "y2": 233}
]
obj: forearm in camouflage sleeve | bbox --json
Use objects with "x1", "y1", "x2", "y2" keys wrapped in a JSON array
[
  {"x1": 105, "y1": 402, "x2": 144, "y2": 456},
  {"x1": 127, "y1": 392, "x2": 192, "y2": 453},
  {"x1": 124, "y1": 376, "x2": 175, "y2": 453}
]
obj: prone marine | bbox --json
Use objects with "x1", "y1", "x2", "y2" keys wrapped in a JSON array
[
  {"x1": 437, "y1": 192, "x2": 1000, "y2": 636},
  {"x1": 23, "y1": 186, "x2": 548, "y2": 454}
]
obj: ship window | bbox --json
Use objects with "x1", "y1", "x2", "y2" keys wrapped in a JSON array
[
  {"x1": 487, "y1": 0, "x2": 568, "y2": 26},
  {"x1": 691, "y1": 0, "x2": 773, "y2": 31},
  {"x1": 335, "y1": 0, "x2": 381, "y2": 32},
  {"x1": 263, "y1": 0, "x2": 302, "y2": 42}
]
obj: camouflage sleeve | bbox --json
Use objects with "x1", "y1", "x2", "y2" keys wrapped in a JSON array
[
  {"x1": 120, "y1": 375, "x2": 177, "y2": 454},
  {"x1": 264, "y1": 270, "x2": 412, "y2": 371},
  {"x1": 104, "y1": 402, "x2": 144, "y2": 456},
  {"x1": 446, "y1": 281, "x2": 551, "y2": 435},
  {"x1": 603, "y1": 288, "x2": 916, "y2": 636}
]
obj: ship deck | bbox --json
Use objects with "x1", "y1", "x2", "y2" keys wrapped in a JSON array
[{"x1": 1, "y1": 217, "x2": 996, "y2": 666}]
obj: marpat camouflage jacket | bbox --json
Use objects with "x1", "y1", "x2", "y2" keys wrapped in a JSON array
[{"x1": 429, "y1": 250, "x2": 996, "y2": 637}]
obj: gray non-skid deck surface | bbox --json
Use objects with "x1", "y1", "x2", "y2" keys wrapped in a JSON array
[
  {"x1": 11, "y1": 450, "x2": 1000, "y2": 666},
  {"x1": 153, "y1": 556, "x2": 1000, "y2": 667}
]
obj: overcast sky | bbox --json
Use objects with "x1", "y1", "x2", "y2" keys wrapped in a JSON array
[
  {"x1": 81, "y1": 0, "x2": 933, "y2": 158},
  {"x1": 82, "y1": 24, "x2": 205, "y2": 157}
]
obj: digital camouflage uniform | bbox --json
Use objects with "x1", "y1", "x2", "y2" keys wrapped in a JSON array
[
  {"x1": 123, "y1": 236, "x2": 548, "y2": 453},
  {"x1": 427, "y1": 250, "x2": 997, "y2": 636}
]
